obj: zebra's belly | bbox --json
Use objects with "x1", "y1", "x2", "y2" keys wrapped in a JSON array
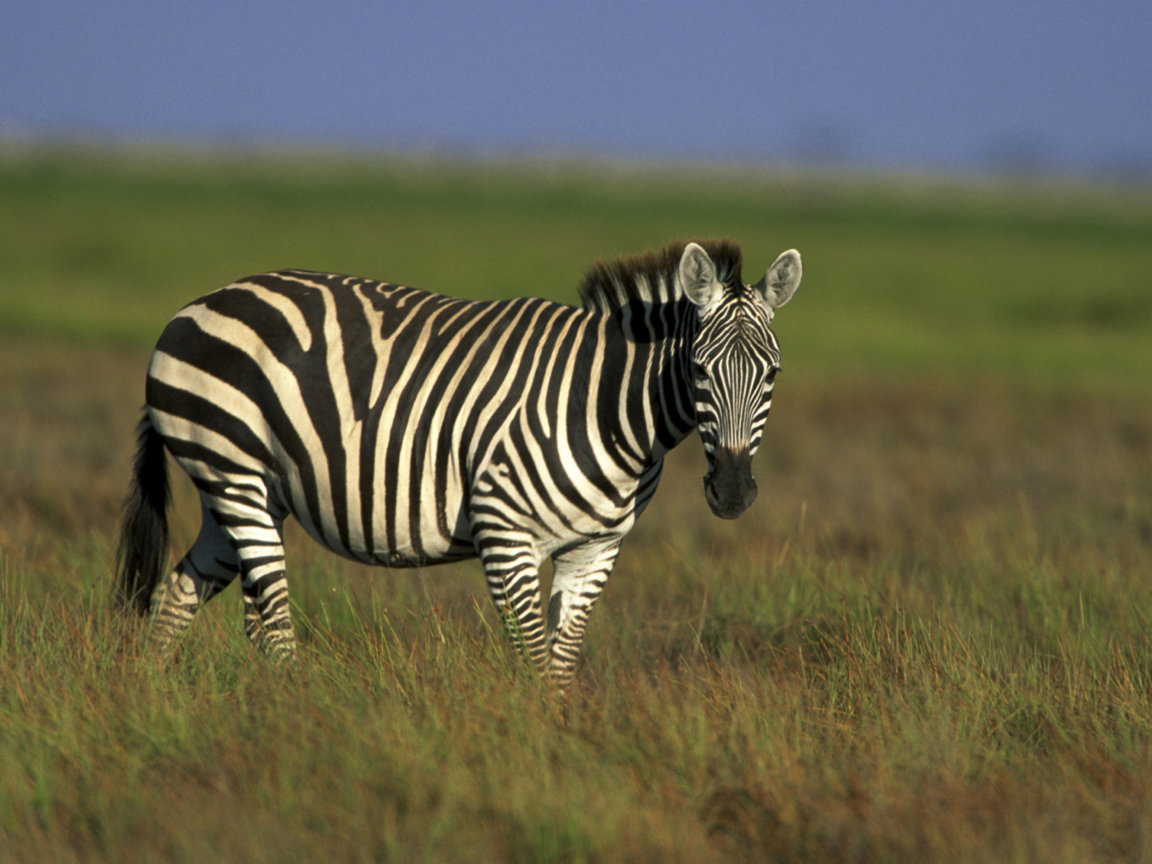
[
  {"x1": 291, "y1": 509, "x2": 477, "y2": 568},
  {"x1": 367, "y1": 547, "x2": 475, "y2": 568},
  {"x1": 284, "y1": 470, "x2": 477, "y2": 568}
]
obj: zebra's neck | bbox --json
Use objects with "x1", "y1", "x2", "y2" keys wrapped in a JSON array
[
  {"x1": 588, "y1": 298, "x2": 697, "y2": 475},
  {"x1": 575, "y1": 239, "x2": 744, "y2": 473}
]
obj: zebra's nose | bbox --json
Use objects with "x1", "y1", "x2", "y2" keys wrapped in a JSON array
[{"x1": 703, "y1": 449, "x2": 757, "y2": 519}]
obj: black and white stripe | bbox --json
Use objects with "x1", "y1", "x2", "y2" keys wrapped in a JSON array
[{"x1": 116, "y1": 239, "x2": 801, "y2": 690}]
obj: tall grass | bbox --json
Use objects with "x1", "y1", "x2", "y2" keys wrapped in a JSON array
[
  {"x1": 4, "y1": 335, "x2": 1152, "y2": 860},
  {"x1": 2, "y1": 149, "x2": 1151, "y2": 860},
  {"x1": 3, "y1": 492, "x2": 1151, "y2": 862}
]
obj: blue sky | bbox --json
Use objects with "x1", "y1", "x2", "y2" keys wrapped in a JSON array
[{"x1": 2, "y1": 0, "x2": 1150, "y2": 175}]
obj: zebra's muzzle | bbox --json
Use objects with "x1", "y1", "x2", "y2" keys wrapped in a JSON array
[{"x1": 704, "y1": 448, "x2": 757, "y2": 519}]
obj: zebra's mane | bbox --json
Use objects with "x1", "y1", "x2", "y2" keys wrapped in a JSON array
[{"x1": 578, "y1": 239, "x2": 744, "y2": 314}]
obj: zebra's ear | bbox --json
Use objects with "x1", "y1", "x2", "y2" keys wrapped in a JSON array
[
  {"x1": 679, "y1": 243, "x2": 721, "y2": 310},
  {"x1": 754, "y1": 249, "x2": 802, "y2": 310}
]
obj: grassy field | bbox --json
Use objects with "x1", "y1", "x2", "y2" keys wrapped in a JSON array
[{"x1": 2, "y1": 146, "x2": 1152, "y2": 862}]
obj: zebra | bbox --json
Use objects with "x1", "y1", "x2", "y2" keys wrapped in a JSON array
[{"x1": 116, "y1": 239, "x2": 801, "y2": 691}]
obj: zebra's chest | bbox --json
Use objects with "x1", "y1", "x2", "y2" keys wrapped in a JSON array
[{"x1": 469, "y1": 435, "x2": 643, "y2": 550}]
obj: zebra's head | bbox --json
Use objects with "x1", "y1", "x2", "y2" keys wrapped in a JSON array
[{"x1": 680, "y1": 242, "x2": 802, "y2": 519}]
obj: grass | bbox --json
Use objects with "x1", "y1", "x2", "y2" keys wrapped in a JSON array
[
  {"x1": 3, "y1": 145, "x2": 1152, "y2": 386},
  {"x1": 1, "y1": 147, "x2": 1152, "y2": 861}
]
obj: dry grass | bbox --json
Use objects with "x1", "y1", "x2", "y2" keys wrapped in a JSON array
[{"x1": 3, "y1": 336, "x2": 1151, "y2": 862}]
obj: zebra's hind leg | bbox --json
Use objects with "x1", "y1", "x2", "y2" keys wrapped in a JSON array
[
  {"x1": 546, "y1": 538, "x2": 622, "y2": 693},
  {"x1": 476, "y1": 533, "x2": 550, "y2": 677},
  {"x1": 149, "y1": 496, "x2": 239, "y2": 660}
]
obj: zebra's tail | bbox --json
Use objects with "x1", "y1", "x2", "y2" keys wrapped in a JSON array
[{"x1": 115, "y1": 412, "x2": 171, "y2": 616}]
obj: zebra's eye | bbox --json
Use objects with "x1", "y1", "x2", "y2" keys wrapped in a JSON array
[{"x1": 694, "y1": 366, "x2": 709, "y2": 385}]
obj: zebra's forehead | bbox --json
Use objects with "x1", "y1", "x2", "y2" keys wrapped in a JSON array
[
  {"x1": 695, "y1": 291, "x2": 780, "y2": 365},
  {"x1": 701, "y1": 285, "x2": 772, "y2": 333}
]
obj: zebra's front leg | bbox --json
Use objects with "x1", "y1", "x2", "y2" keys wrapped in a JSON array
[
  {"x1": 547, "y1": 538, "x2": 622, "y2": 693},
  {"x1": 476, "y1": 535, "x2": 550, "y2": 676}
]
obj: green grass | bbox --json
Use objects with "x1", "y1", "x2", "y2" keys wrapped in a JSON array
[
  {"x1": 2, "y1": 146, "x2": 1151, "y2": 387},
  {"x1": 2, "y1": 147, "x2": 1152, "y2": 861}
]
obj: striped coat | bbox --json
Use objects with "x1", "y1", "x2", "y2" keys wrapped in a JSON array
[{"x1": 117, "y1": 239, "x2": 801, "y2": 690}]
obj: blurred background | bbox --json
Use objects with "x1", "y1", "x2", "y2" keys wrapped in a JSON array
[
  {"x1": 2, "y1": 0, "x2": 1151, "y2": 367},
  {"x1": 2, "y1": 0, "x2": 1152, "y2": 176},
  {"x1": 3, "y1": 0, "x2": 1151, "y2": 177}
]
